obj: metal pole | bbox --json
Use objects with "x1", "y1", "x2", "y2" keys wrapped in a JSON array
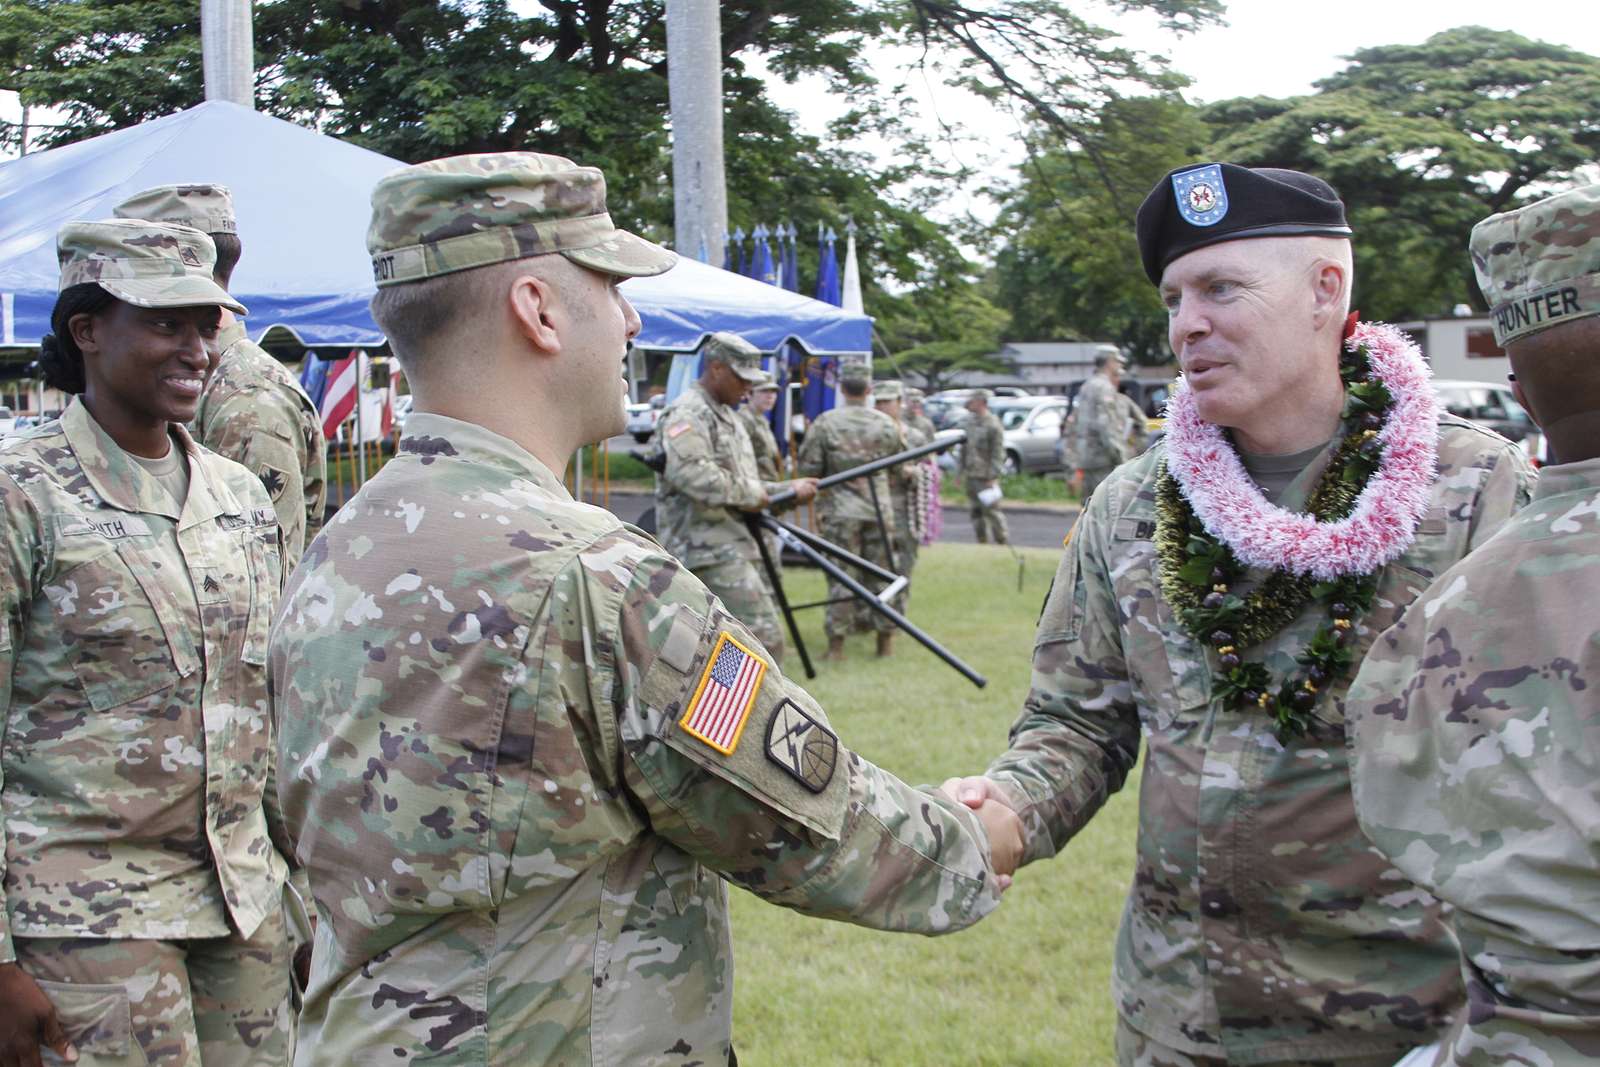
[
  {"x1": 751, "y1": 519, "x2": 815, "y2": 679},
  {"x1": 666, "y1": 0, "x2": 727, "y2": 263},
  {"x1": 753, "y1": 513, "x2": 986, "y2": 689},
  {"x1": 201, "y1": 0, "x2": 255, "y2": 107},
  {"x1": 766, "y1": 431, "x2": 963, "y2": 509},
  {"x1": 355, "y1": 355, "x2": 367, "y2": 485}
]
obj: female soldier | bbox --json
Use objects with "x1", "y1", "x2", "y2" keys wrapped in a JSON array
[{"x1": 0, "y1": 220, "x2": 292, "y2": 1066}]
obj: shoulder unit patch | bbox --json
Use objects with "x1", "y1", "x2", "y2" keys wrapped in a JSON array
[{"x1": 764, "y1": 699, "x2": 839, "y2": 793}]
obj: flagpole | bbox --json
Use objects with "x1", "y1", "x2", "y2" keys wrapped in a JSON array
[{"x1": 355, "y1": 355, "x2": 367, "y2": 486}]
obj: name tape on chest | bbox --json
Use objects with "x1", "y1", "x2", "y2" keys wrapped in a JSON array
[
  {"x1": 57, "y1": 514, "x2": 153, "y2": 540},
  {"x1": 679, "y1": 632, "x2": 768, "y2": 755}
]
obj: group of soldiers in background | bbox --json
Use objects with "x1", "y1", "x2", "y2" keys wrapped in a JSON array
[{"x1": 656, "y1": 346, "x2": 977, "y2": 663}]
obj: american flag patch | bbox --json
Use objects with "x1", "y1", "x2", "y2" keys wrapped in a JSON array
[{"x1": 679, "y1": 632, "x2": 768, "y2": 755}]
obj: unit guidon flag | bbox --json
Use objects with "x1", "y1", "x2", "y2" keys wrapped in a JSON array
[{"x1": 679, "y1": 633, "x2": 768, "y2": 755}]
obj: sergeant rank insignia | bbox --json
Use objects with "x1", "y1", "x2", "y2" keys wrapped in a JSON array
[
  {"x1": 764, "y1": 699, "x2": 838, "y2": 793},
  {"x1": 679, "y1": 632, "x2": 767, "y2": 755}
]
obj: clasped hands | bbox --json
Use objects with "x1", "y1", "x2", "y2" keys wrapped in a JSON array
[{"x1": 940, "y1": 775, "x2": 1024, "y2": 891}]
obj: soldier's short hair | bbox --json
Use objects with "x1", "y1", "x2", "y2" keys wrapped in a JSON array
[
  {"x1": 1094, "y1": 351, "x2": 1121, "y2": 371},
  {"x1": 371, "y1": 257, "x2": 570, "y2": 370}
]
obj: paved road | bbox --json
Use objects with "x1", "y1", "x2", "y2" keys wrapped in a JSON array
[{"x1": 598, "y1": 491, "x2": 1078, "y2": 552}]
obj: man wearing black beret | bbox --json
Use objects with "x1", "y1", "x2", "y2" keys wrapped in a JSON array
[{"x1": 946, "y1": 163, "x2": 1536, "y2": 1064}]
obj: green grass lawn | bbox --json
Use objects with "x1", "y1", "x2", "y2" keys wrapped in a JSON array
[
  {"x1": 940, "y1": 470, "x2": 1081, "y2": 506},
  {"x1": 731, "y1": 541, "x2": 1140, "y2": 1065}
]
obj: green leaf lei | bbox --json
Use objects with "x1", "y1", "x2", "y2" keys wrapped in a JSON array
[{"x1": 1154, "y1": 343, "x2": 1391, "y2": 741}]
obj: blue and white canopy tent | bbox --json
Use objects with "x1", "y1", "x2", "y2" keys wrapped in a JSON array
[{"x1": 0, "y1": 101, "x2": 871, "y2": 383}]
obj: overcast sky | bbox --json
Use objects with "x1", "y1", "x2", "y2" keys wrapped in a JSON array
[{"x1": 755, "y1": 0, "x2": 1600, "y2": 224}]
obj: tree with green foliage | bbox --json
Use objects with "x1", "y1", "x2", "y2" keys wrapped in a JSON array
[
  {"x1": 991, "y1": 94, "x2": 1207, "y2": 363},
  {"x1": 1202, "y1": 27, "x2": 1600, "y2": 319},
  {"x1": 1, "y1": 0, "x2": 1222, "y2": 351}
]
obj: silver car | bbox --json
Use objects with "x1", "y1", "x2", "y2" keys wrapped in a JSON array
[{"x1": 939, "y1": 397, "x2": 1070, "y2": 475}]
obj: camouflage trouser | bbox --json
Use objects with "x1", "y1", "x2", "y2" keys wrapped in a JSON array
[
  {"x1": 695, "y1": 556, "x2": 786, "y2": 663},
  {"x1": 819, "y1": 515, "x2": 897, "y2": 638},
  {"x1": 1081, "y1": 465, "x2": 1115, "y2": 504},
  {"x1": 965, "y1": 478, "x2": 1009, "y2": 544},
  {"x1": 15, "y1": 906, "x2": 293, "y2": 1066},
  {"x1": 1114, "y1": 1017, "x2": 1403, "y2": 1067},
  {"x1": 892, "y1": 530, "x2": 919, "y2": 615}
]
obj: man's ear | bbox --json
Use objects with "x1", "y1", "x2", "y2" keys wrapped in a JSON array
[
  {"x1": 1310, "y1": 261, "x2": 1348, "y2": 328},
  {"x1": 508, "y1": 272, "x2": 562, "y2": 355}
]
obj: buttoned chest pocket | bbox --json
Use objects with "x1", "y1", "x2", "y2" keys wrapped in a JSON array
[
  {"x1": 47, "y1": 539, "x2": 194, "y2": 713},
  {"x1": 1320, "y1": 553, "x2": 1437, "y2": 730},
  {"x1": 1110, "y1": 516, "x2": 1211, "y2": 731}
]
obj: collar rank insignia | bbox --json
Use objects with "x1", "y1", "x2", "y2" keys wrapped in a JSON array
[
  {"x1": 1173, "y1": 164, "x2": 1228, "y2": 228},
  {"x1": 764, "y1": 699, "x2": 838, "y2": 793},
  {"x1": 679, "y1": 632, "x2": 767, "y2": 755}
]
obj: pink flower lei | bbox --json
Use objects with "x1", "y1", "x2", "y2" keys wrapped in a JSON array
[{"x1": 1163, "y1": 321, "x2": 1440, "y2": 581}]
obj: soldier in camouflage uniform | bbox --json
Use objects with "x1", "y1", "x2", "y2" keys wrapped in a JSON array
[
  {"x1": 959, "y1": 388, "x2": 1008, "y2": 544},
  {"x1": 1348, "y1": 184, "x2": 1600, "y2": 1067},
  {"x1": 874, "y1": 380, "x2": 925, "y2": 613},
  {"x1": 739, "y1": 372, "x2": 786, "y2": 581},
  {"x1": 944, "y1": 163, "x2": 1535, "y2": 1065},
  {"x1": 797, "y1": 363, "x2": 905, "y2": 658},
  {"x1": 0, "y1": 221, "x2": 293, "y2": 1067},
  {"x1": 272, "y1": 152, "x2": 1021, "y2": 1067},
  {"x1": 739, "y1": 372, "x2": 783, "y2": 483},
  {"x1": 904, "y1": 385, "x2": 937, "y2": 441},
  {"x1": 657, "y1": 335, "x2": 817, "y2": 662},
  {"x1": 1116, "y1": 382, "x2": 1150, "y2": 460},
  {"x1": 1066, "y1": 351, "x2": 1131, "y2": 501},
  {"x1": 114, "y1": 185, "x2": 328, "y2": 570}
]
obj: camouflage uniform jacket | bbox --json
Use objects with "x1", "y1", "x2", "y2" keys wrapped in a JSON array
[
  {"x1": 905, "y1": 412, "x2": 936, "y2": 442},
  {"x1": 738, "y1": 403, "x2": 783, "y2": 483},
  {"x1": 0, "y1": 400, "x2": 291, "y2": 963},
  {"x1": 271, "y1": 414, "x2": 1003, "y2": 1067},
  {"x1": 959, "y1": 410, "x2": 1005, "y2": 482},
  {"x1": 191, "y1": 322, "x2": 327, "y2": 571},
  {"x1": 1068, "y1": 374, "x2": 1129, "y2": 471},
  {"x1": 985, "y1": 415, "x2": 1534, "y2": 1062},
  {"x1": 656, "y1": 382, "x2": 780, "y2": 569},
  {"x1": 1349, "y1": 455, "x2": 1600, "y2": 1066},
  {"x1": 797, "y1": 402, "x2": 900, "y2": 523}
]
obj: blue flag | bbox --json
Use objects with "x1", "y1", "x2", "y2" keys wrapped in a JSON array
[
  {"x1": 753, "y1": 225, "x2": 778, "y2": 286},
  {"x1": 299, "y1": 354, "x2": 329, "y2": 408},
  {"x1": 814, "y1": 227, "x2": 841, "y2": 306},
  {"x1": 798, "y1": 353, "x2": 838, "y2": 423}
]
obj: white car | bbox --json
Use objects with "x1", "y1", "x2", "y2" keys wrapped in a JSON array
[{"x1": 626, "y1": 395, "x2": 666, "y2": 443}]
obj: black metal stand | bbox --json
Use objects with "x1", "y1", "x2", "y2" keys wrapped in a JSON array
[{"x1": 747, "y1": 512, "x2": 986, "y2": 689}]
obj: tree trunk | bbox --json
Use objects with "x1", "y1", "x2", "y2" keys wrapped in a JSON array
[{"x1": 666, "y1": 0, "x2": 726, "y2": 264}]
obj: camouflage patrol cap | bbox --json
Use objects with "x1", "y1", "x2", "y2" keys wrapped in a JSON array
[
  {"x1": 839, "y1": 361, "x2": 872, "y2": 386},
  {"x1": 751, "y1": 371, "x2": 780, "y2": 393},
  {"x1": 114, "y1": 184, "x2": 236, "y2": 235},
  {"x1": 906, "y1": 386, "x2": 926, "y2": 401},
  {"x1": 702, "y1": 331, "x2": 766, "y2": 383},
  {"x1": 873, "y1": 379, "x2": 904, "y2": 401},
  {"x1": 968, "y1": 387, "x2": 993, "y2": 400},
  {"x1": 57, "y1": 220, "x2": 247, "y2": 314},
  {"x1": 1471, "y1": 184, "x2": 1600, "y2": 346},
  {"x1": 367, "y1": 152, "x2": 677, "y2": 287}
]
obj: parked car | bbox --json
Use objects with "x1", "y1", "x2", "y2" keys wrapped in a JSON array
[
  {"x1": 626, "y1": 393, "x2": 667, "y2": 443},
  {"x1": 1432, "y1": 378, "x2": 1535, "y2": 443},
  {"x1": 940, "y1": 395, "x2": 1070, "y2": 475}
]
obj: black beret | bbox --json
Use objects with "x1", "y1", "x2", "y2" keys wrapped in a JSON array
[{"x1": 1135, "y1": 163, "x2": 1352, "y2": 284}]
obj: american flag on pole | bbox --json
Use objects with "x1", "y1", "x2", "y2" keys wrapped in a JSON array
[{"x1": 679, "y1": 633, "x2": 768, "y2": 755}]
